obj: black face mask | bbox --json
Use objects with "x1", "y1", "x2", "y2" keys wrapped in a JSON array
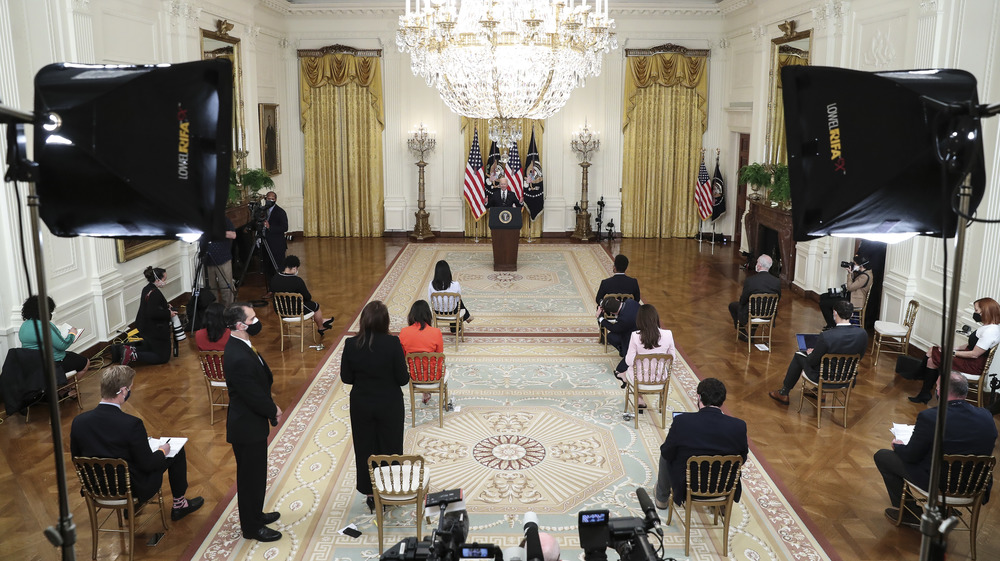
[
  {"x1": 973, "y1": 312, "x2": 983, "y2": 323},
  {"x1": 117, "y1": 387, "x2": 131, "y2": 402},
  {"x1": 264, "y1": 199, "x2": 276, "y2": 208},
  {"x1": 246, "y1": 318, "x2": 263, "y2": 336}
]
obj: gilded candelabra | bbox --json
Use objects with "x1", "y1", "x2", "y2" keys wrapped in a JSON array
[
  {"x1": 407, "y1": 123, "x2": 436, "y2": 240},
  {"x1": 570, "y1": 121, "x2": 599, "y2": 241}
]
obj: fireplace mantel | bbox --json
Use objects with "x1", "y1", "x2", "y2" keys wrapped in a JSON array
[{"x1": 745, "y1": 201, "x2": 795, "y2": 284}]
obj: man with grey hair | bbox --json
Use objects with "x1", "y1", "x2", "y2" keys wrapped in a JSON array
[
  {"x1": 487, "y1": 176, "x2": 521, "y2": 208},
  {"x1": 873, "y1": 371, "x2": 997, "y2": 527},
  {"x1": 70, "y1": 365, "x2": 204, "y2": 521},
  {"x1": 728, "y1": 253, "x2": 781, "y2": 338}
]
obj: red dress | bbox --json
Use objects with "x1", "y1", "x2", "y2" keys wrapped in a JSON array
[{"x1": 195, "y1": 328, "x2": 230, "y2": 352}]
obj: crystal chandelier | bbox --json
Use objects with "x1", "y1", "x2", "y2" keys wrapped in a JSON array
[{"x1": 397, "y1": 0, "x2": 617, "y2": 145}]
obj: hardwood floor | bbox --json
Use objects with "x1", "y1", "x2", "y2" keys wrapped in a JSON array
[{"x1": 1, "y1": 236, "x2": 997, "y2": 560}]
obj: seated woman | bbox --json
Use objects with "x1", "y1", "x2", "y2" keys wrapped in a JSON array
[
  {"x1": 269, "y1": 255, "x2": 334, "y2": 336},
  {"x1": 122, "y1": 266, "x2": 175, "y2": 366},
  {"x1": 18, "y1": 296, "x2": 89, "y2": 393},
  {"x1": 195, "y1": 302, "x2": 230, "y2": 352},
  {"x1": 616, "y1": 304, "x2": 675, "y2": 408},
  {"x1": 818, "y1": 255, "x2": 873, "y2": 330},
  {"x1": 428, "y1": 260, "x2": 473, "y2": 329},
  {"x1": 910, "y1": 297, "x2": 1000, "y2": 404},
  {"x1": 399, "y1": 300, "x2": 445, "y2": 405}
]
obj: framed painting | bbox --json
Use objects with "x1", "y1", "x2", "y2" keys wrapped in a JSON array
[
  {"x1": 259, "y1": 103, "x2": 280, "y2": 175},
  {"x1": 116, "y1": 239, "x2": 174, "y2": 262}
]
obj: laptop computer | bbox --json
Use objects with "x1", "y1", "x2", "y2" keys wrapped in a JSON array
[{"x1": 796, "y1": 333, "x2": 819, "y2": 352}]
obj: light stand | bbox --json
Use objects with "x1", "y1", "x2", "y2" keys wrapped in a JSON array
[
  {"x1": 2, "y1": 104, "x2": 77, "y2": 561},
  {"x1": 594, "y1": 196, "x2": 605, "y2": 242},
  {"x1": 407, "y1": 123, "x2": 436, "y2": 241},
  {"x1": 571, "y1": 121, "x2": 599, "y2": 241}
]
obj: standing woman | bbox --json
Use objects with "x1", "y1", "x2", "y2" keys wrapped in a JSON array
[
  {"x1": 340, "y1": 301, "x2": 409, "y2": 511},
  {"x1": 122, "y1": 266, "x2": 175, "y2": 365},
  {"x1": 615, "y1": 304, "x2": 676, "y2": 408},
  {"x1": 428, "y1": 260, "x2": 473, "y2": 324},
  {"x1": 818, "y1": 255, "x2": 872, "y2": 330},
  {"x1": 910, "y1": 297, "x2": 1000, "y2": 403},
  {"x1": 19, "y1": 295, "x2": 89, "y2": 380},
  {"x1": 399, "y1": 300, "x2": 445, "y2": 404}
]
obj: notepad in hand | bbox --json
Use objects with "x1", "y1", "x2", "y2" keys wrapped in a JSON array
[{"x1": 148, "y1": 437, "x2": 188, "y2": 458}]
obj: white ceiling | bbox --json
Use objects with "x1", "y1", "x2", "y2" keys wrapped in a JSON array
[{"x1": 285, "y1": 1, "x2": 723, "y2": 5}]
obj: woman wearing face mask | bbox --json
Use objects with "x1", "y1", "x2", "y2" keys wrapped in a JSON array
[
  {"x1": 121, "y1": 266, "x2": 176, "y2": 366},
  {"x1": 340, "y1": 301, "x2": 409, "y2": 513},
  {"x1": 818, "y1": 254, "x2": 872, "y2": 330},
  {"x1": 910, "y1": 297, "x2": 1000, "y2": 404}
]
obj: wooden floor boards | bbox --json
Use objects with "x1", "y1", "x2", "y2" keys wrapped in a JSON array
[{"x1": 1, "y1": 236, "x2": 996, "y2": 561}]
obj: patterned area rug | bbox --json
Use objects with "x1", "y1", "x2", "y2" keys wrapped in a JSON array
[{"x1": 189, "y1": 246, "x2": 832, "y2": 561}]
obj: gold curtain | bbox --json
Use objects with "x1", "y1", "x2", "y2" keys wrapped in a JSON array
[
  {"x1": 299, "y1": 53, "x2": 385, "y2": 237},
  {"x1": 769, "y1": 53, "x2": 808, "y2": 165},
  {"x1": 621, "y1": 53, "x2": 708, "y2": 238},
  {"x1": 460, "y1": 117, "x2": 544, "y2": 239}
]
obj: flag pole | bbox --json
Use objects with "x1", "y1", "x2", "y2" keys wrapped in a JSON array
[
  {"x1": 473, "y1": 213, "x2": 481, "y2": 243},
  {"x1": 525, "y1": 209, "x2": 534, "y2": 243}
]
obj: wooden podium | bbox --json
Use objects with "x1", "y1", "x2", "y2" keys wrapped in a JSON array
[{"x1": 489, "y1": 207, "x2": 521, "y2": 271}]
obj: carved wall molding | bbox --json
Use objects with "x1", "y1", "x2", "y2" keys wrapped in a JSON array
[
  {"x1": 750, "y1": 25, "x2": 767, "y2": 41},
  {"x1": 720, "y1": 0, "x2": 754, "y2": 16},
  {"x1": 812, "y1": 0, "x2": 849, "y2": 32},
  {"x1": 72, "y1": 0, "x2": 91, "y2": 10},
  {"x1": 862, "y1": 26, "x2": 898, "y2": 69},
  {"x1": 624, "y1": 43, "x2": 710, "y2": 58},
  {"x1": 167, "y1": 0, "x2": 201, "y2": 21},
  {"x1": 297, "y1": 44, "x2": 383, "y2": 58},
  {"x1": 919, "y1": 0, "x2": 940, "y2": 14}
]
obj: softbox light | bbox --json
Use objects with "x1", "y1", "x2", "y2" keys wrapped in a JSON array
[
  {"x1": 781, "y1": 66, "x2": 985, "y2": 242},
  {"x1": 33, "y1": 59, "x2": 232, "y2": 239}
]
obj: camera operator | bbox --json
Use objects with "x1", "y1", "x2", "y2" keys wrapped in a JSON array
[
  {"x1": 817, "y1": 254, "x2": 872, "y2": 330},
  {"x1": 204, "y1": 216, "x2": 237, "y2": 307},
  {"x1": 261, "y1": 191, "x2": 287, "y2": 296}
]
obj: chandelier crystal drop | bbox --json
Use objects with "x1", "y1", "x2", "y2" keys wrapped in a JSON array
[{"x1": 397, "y1": 0, "x2": 618, "y2": 123}]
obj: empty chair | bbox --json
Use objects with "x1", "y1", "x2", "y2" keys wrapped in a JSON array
[
  {"x1": 666, "y1": 454, "x2": 744, "y2": 557},
  {"x1": 742, "y1": 293, "x2": 780, "y2": 352},
  {"x1": 623, "y1": 353, "x2": 672, "y2": 429},
  {"x1": 72, "y1": 456, "x2": 169, "y2": 561},
  {"x1": 273, "y1": 292, "x2": 317, "y2": 352},
  {"x1": 405, "y1": 352, "x2": 449, "y2": 428},
  {"x1": 198, "y1": 351, "x2": 228, "y2": 425},
  {"x1": 872, "y1": 299, "x2": 920, "y2": 366},
  {"x1": 368, "y1": 454, "x2": 431, "y2": 554},
  {"x1": 797, "y1": 353, "x2": 862, "y2": 428}
]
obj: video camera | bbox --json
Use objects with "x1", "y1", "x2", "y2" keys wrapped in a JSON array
[
  {"x1": 247, "y1": 198, "x2": 268, "y2": 233},
  {"x1": 380, "y1": 489, "x2": 500, "y2": 561},
  {"x1": 578, "y1": 488, "x2": 667, "y2": 561}
]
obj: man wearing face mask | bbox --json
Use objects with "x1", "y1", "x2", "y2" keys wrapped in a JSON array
[
  {"x1": 223, "y1": 303, "x2": 283, "y2": 542},
  {"x1": 261, "y1": 191, "x2": 288, "y2": 294},
  {"x1": 70, "y1": 365, "x2": 204, "y2": 521}
]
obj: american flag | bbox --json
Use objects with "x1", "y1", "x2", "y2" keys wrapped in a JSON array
[
  {"x1": 505, "y1": 142, "x2": 524, "y2": 202},
  {"x1": 463, "y1": 129, "x2": 487, "y2": 218},
  {"x1": 694, "y1": 155, "x2": 713, "y2": 220}
]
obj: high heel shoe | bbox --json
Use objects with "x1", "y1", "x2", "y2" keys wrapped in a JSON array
[
  {"x1": 318, "y1": 327, "x2": 330, "y2": 337},
  {"x1": 366, "y1": 495, "x2": 375, "y2": 513},
  {"x1": 323, "y1": 318, "x2": 334, "y2": 329},
  {"x1": 908, "y1": 393, "x2": 931, "y2": 404}
]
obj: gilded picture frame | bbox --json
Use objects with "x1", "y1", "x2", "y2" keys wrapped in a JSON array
[
  {"x1": 116, "y1": 239, "x2": 174, "y2": 262},
  {"x1": 259, "y1": 103, "x2": 280, "y2": 175}
]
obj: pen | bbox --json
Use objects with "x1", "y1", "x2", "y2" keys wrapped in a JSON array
[{"x1": 165, "y1": 438, "x2": 171, "y2": 444}]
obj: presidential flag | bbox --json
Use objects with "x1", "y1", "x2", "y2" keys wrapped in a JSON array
[
  {"x1": 505, "y1": 142, "x2": 524, "y2": 202},
  {"x1": 523, "y1": 130, "x2": 544, "y2": 219},
  {"x1": 694, "y1": 155, "x2": 713, "y2": 220},
  {"x1": 463, "y1": 129, "x2": 487, "y2": 218},
  {"x1": 711, "y1": 156, "x2": 727, "y2": 221},
  {"x1": 485, "y1": 140, "x2": 502, "y2": 200}
]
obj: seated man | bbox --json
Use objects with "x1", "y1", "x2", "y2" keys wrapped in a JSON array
[
  {"x1": 655, "y1": 378, "x2": 748, "y2": 508},
  {"x1": 269, "y1": 255, "x2": 334, "y2": 336},
  {"x1": 728, "y1": 254, "x2": 781, "y2": 336},
  {"x1": 598, "y1": 296, "x2": 639, "y2": 370},
  {"x1": 874, "y1": 371, "x2": 997, "y2": 526},
  {"x1": 70, "y1": 365, "x2": 204, "y2": 520},
  {"x1": 768, "y1": 299, "x2": 868, "y2": 404},
  {"x1": 595, "y1": 254, "x2": 640, "y2": 305}
]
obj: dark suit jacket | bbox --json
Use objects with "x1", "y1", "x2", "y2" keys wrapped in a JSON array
[
  {"x1": 737, "y1": 272, "x2": 781, "y2": 318},
  {"x1": 264, "y1": 204, "x2": 288, "y2": 264},
  {"x1": 894, "y1": 400, "x2": 997, "y2": 491},
  {"x1": 136, "y1": 283, "x2": 171, "y2": 342},
  {"x1": 1, "y1": 348, "x2": 68, "y2": 415},
  {"x1": 224, "y1": 337, "x2": 277, "y2": 444},
  {"x1": 661, "y1": 407, "x2": 749, "y2": 505},
  {"x1": 70, "y1": 403, "x2": 169, "y2": 503},
  {"x1": 600, "y1": 298, "x2": 639, "y2": 337},
  {"x1": 804, "y1": 324, "x2": 868, "y2": 379},
  {"x1": 486, "y1": 189, "x2": 521, "y2": 208},
  {"x1": 596, "y1": 274, "x2": 641, "y2": 305}
]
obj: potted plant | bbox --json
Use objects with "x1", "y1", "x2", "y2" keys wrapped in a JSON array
[
  {"x1": 239, "y1": 168, "x2": 275, "y2": 199},
  {"x1": 738, "y1": 162, "x2": 791, "y2": 209},
  {"x1": 769, "y1": 163, "x2": 791, "y2": 209}
]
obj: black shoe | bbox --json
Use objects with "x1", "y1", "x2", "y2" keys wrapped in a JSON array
[
  {"x1": 323, "y1": 318, "x2": 334, "y2": 329},
  {"x1": 885, "y1": 507, "x2": 920, "y2": 529},
  {"x1": 261, "y1": 511, "x2": 280, "y2": 525},
  {"x1": 366, "y1": 495, "x2": 375, "y2": 513},
  {"x1": 318, "y1": 327, "x2": 330, "y2": 337},
  {"x1": 171, "y1": 496, "x2": 204, "y2": 520},
  {"x1": 908, "y1": 393, "x2": 931, "y2": 404},
  {"x1": 737, "y1": 332, "x2": 749, "y2": 342},
  {"x1": 244, "y1": 527, "x2": 282, "y2": 542}
]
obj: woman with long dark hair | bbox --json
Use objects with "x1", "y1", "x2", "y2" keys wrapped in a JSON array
[
  {"x1": 121, "y1": 266, "x2": 175, "y2": 365},
  {"x1": 18, "y1": 295, "x2": 89, "y2": 381},
  {"x1": 910, "y1": 297, "x2": 1000, "y2": 404},
  {"x1": 616, "y1": 304, "x2": 676, "y2": 407},
  {"x1": 428, "y1": 260, "x2": 473, "y2": 324},
  {"x1": 399, "y1": 300, "x2": 444, "y2": 404},
  {"x1": 195, "y1": 302, "x2": 231, "y2": 351},
  {"x1": 340, "y1": 301, "x2": 409, "y2": 512}
]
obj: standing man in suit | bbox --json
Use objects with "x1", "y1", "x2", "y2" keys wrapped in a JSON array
[
  {"x1": 486, "y1": 177, "x2": 521, "y2": 208},
  {"x1": 70, "y1": 365, "x2": 204, "y2": 520},
  {"x1": 595, "y1": 254, "x2": 640, "y2": 305},
  {"x1": 874, "y1": 371, "x2": 997, "y2": 526},
  {"x1": 768, "y1": 299, "x2": 868, "y2": 404},
  {"x1": 262, "y1": 191, "x2": 288, "y2": 294},
  {"x1": 224, "y1": 303, "x2": 282, "y2": 542},
  {"x1": 598, "y1": 296, "x2": 640, "y2": 372},
  {"x1": 654, "y1": 378, "x2": 748, "y2": 509},
  {"x1": 728, "y1": 254, "x2": 781, "y2": 336}
]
